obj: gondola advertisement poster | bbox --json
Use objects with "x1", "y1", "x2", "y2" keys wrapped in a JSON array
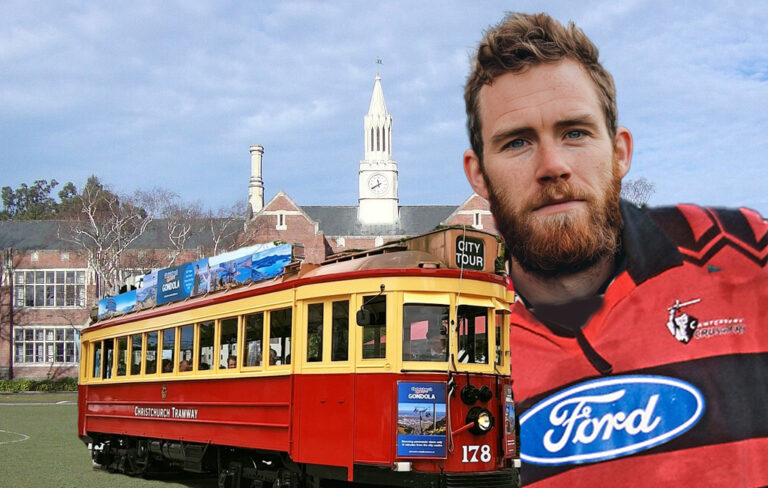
[{"x1": 396, "y1": 382, "x2": 447, "y2": 457}]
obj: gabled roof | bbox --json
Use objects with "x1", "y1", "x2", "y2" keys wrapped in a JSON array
[
  {"x1": 301, "y1": 205, "x2": 457, "y2": 237},
  {"x1": 441, "y1": 192, "x2": 489, "y2": 223}
]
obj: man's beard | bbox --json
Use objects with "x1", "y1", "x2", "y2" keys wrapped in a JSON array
[{"x1": 486, "y1": 159, "x2": 623, "y2": 278}]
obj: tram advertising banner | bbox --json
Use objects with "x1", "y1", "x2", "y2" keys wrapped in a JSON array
[
  {"x1": 396, "y1": 382, "x2": 447, "y2": 458},
  {"x1": 136, "y1": 270, "x2": 158, "y2": 308},
  {"x1": 98, "y1": 243, "x2": 294, "y2": 317},
  {"x1": 157, "y1": 258, "x2": 209, "y2": 305},
  {"x1": 97, "y1": 289, "x2": 137, "y2": 317}
]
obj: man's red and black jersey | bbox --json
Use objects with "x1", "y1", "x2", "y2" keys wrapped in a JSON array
[{"x1": 510, "y1": 201, "x2": 768, "y2": 487}]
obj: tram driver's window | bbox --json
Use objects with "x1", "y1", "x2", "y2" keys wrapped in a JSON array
[
  {"x1": 219, "y1": 317, "x2": 238, "y2": 369},
  {"x1": 243, "y1": 313, "x2": 264, "y2": 367},
  {"x1": 307, "y1": 303, "x2": 323, "y2": 362},
  {"x1": 402, "y1": 304, "x2": 449, "y2": 362},
  {"x1": 331, "y1": 300, "x2": 349, "y2": 362},
  {"x1": 457, "y1": 305, "x2": 489, "y2": 364},
  {"x1": 270, "y1": 308, "x2": 292, "y2": 365},
  {"x1": 361, "y1": 295, "x2": 386, "y2": 359},
  {"x1": 103, "y1": 339, "x2": 114, "y2": 379},
  {"x1": 162, "y1": 328, "x2": 175, "y2": 373},
  {"x1": 116, "y1": 336, "x2": 128, "y2": 376},
  {"x1": 179, "y1": 325, "x2": 194, "y2": 373},
  {"x1": 198, "y1": 321, "x2": 214, "y2": 371},
  {"x1": 92, "y1": 341, "x2": 102, "y2": 378},
  {"x1": 145, "y1": 331, "x2": 158, "y2": 374}
]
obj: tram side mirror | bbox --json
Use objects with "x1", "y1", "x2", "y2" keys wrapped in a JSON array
[{"x1": 356, "y1": 309, "x2": 372, "y2": 326}]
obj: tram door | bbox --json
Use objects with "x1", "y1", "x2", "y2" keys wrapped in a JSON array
[
  {"x1": 352, "y1": 293, "x2": 392, "y2": 465},
  {"x1": 295, "y1": 300, "x2": 355, "y2": 473}
]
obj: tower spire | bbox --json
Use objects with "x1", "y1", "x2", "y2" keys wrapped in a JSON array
[
  {"x1": 365, "y1": 74, "x2": 391, "y2": 159},
  {"x1": 358, "y1": 73, "x2": 399, "y2": 225}
]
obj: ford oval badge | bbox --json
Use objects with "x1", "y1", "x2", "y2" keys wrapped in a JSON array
[{"x1": 519, "y1": 375, "x2": 704, "y2": 465}]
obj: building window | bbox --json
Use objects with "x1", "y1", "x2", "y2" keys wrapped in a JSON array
[
  {"x1": 276, "y1": 212, "x2": 287, "y2": 230},
  {"x1": 473, "y1": 212, "x2": 483, "y2": 229},
  {"x1": 13, "y1": 326, "x2": 80, "y2": 365},
  {"x1": 13, "y1": 269, "x2": 87, "y2": 308},
  {"x1": 336, "y1": 237, "x2": 345, "y2": 248}
]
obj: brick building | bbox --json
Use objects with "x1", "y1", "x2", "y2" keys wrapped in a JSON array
[{"x1": 0, "y1": 73, "x2": 495, "y2": 380}]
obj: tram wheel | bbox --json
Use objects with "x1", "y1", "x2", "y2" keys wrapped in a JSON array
[{"x1": 273, "y1": 470, "x2": 299, "y2": 487}]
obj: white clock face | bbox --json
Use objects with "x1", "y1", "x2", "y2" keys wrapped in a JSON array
[{"x1": 368, "y1": 174, "x2": 389, "y2": 195}]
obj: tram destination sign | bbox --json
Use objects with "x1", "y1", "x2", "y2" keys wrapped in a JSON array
[{"x1": 455, "y1": 236, "x2": 485, "y2": 271}]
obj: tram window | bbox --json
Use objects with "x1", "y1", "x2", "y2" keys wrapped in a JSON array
[
  {"x1": 116, "y1": 337, "x2": 128, "y2": 376},
  {"x1": 145, "y1": 331, "x2": 158, "y2": 374},
  {"x1": 130, "y1": 334, "x2": 142, "y2": 375},
  {"x1": 219, "y1": 317, "x2": 238, "y2": 369},
  {"x1": 495, "y1": 312, "x2": 503, "y2": 366},
  {"x1": 243, "y1": 313, "x2": 264, "y2": 367},
  {"x1": 361, "y1": 295, "x2": 386, "y2": 359},
  {"x1": 306, "y1": 303, "x2": 323, "y2": 362},
  {"x1": 161, "y1": 328, "x2": 175, "y2": 373},
  {"x1": 198, "y1": 321, "x2": 214, "y2": 370},
  {"x1": 331, "y1": 300, "x2": 349, "y2": 361},
  {"x1": 402, "y1": 304, "x2": 449, "y2": 362},
  {"x1": 179, "y1": 325, "x2": 194, "y2": 373},
  {"x1": 103, "y1": 339, "x2": 114, "y2": 379},
  {"x1": 457, "y1": 306, "x2": 489, "y2": 364},
  {"x1": 270, "y1": 308, "x2": 292, "y2": 365},
  {"x1": 92, "y1": 341, "x2": 102, "y2": 378}
]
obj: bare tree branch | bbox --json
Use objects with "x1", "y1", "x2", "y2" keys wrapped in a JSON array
[
  {"x1": 58, "y1": 178, "x2": 154, "y2": 297},
  {"x1": 621, "y1": 177, "x2": 656, "y2": 206}
]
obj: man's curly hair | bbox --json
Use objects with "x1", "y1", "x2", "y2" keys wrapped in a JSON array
[{"x1": 464, "y1": 12, "x2": 617, "y2": 162}]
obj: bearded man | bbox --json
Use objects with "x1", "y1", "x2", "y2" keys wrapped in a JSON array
[{"x1": 463, "y1": 12, "x2": 768, "y2": 488}]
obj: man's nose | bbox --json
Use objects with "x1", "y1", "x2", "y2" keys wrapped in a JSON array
[{"x1": 534, "y1": 141, "x2": 572, "y2": 184}]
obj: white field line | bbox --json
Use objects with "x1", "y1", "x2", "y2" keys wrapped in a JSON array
[
  {"x1": 0, "y1": 401, "x2": 77, "y2": 406},
  {"x1": 0, "y1": 430, "x2": 30, "y2": 445}
]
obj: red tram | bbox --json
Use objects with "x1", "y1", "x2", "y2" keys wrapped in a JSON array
[{"x1": 78, "y1": 228, "x2": 519, "y2": 487}]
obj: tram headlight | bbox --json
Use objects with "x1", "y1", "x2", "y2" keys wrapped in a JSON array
[{"x1": 466, "y1": 407, "x2": 495, "y2": 435}]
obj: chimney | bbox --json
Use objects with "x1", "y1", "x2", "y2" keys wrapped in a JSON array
[{"x1": 248, "y1": 145, "x2": 264, "y2": 216}]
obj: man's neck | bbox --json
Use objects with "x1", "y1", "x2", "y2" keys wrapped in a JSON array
[{"x1": 510, "y1": 255, "x2": 617, "y2": 307}]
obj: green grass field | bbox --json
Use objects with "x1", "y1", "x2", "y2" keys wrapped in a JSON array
[{"x1": 0, "y1": 393, "x2": 216, "y2": 488}]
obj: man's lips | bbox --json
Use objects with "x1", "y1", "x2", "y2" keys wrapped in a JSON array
[{"x1": 532, "y1": 199, "x2": 585, "y2": 214}]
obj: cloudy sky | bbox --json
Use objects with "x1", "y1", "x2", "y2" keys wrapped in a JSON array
[{"x1": 1, "y1": 1, "x2": 766, "y2": 215}]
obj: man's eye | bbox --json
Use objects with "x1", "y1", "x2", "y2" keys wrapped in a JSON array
[
  {"x1": 565, "y1": 130, "x2": 585, "y2": 139},
  {"x1": 505, "y1": 138, "x2": 526, "y2": 149}
]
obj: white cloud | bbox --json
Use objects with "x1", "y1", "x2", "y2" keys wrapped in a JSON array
[{"x1": 0, "y1": 0, "x2": 765, "y2": 213}]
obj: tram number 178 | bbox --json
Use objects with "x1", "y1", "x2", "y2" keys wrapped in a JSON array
[{"x1": 461, "y1": 445, "x2": 491, "y2": 463}]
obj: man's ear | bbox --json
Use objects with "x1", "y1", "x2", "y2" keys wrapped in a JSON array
[
  {"x1": 614, "y1": 126, "x2": 633, "y2": 178},
  {"x1": 463, "y1": 149, "x2": 490, "y2": 199}
]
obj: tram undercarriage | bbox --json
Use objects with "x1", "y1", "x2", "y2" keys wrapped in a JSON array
[
  {"x1": 88, "y1": 434, "x2": 303, "y2": 488},
  {"x1": 87, "y1": 433, "x2": 517, "y2": 488}
]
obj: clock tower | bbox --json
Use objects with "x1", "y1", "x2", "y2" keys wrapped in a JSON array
[{"x1": 358, "y1": 74, "x2": 399, "y2": 225}]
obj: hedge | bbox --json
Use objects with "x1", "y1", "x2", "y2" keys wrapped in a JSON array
[{"x1": 0, "y1": 377, "x2": 78, "y2": 392}]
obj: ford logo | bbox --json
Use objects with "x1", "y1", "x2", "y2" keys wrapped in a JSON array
[{"x1": 519, "y1": 375, "x2": 704, "y2": 465}]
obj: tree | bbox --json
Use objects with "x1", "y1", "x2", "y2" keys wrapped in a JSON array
[
  {"x1": 0, "y1": 179, "x2": 74, "y2": 220},
  {"x1": 59, "y1": 176, "x2": 156, "y2": 297},
  {"x1": 621, "y1": 177, "x2": 655, "y2": 206},
  {"x1": 201, "y1": 201, "x2": 247, "y2": 256},
  {"x1": 157, "y1": 191, "x2": 204, "y2": 267}
]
